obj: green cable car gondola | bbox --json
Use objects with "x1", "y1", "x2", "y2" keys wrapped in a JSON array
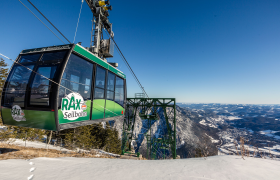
[{"x1": 1, "y1": 43, "x2": 126, "y2": 131}]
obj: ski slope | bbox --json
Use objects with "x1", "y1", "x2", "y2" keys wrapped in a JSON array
[{"x1": 0, "y1": 155, "x2": 280, "y2": 180}]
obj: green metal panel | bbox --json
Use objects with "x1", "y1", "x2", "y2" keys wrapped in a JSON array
[
  {"x1": 105, "y1": 100, "x2": 115, "y2": 118},
  {"x1": 92, "y1": 99, "x2": 124, "y2": 119},
  {"x1": 114, "y1": 103, "x2": 125, "y2": 116},
  {"x1": 73, "y1": 45, "x2": 126, "y2": 79},
  {"x1": 105, "y1": 100, "x2": 125, "y2": 118},
  {"x1": 92, "y1": 99, "x2": 105, "y2": 119},
  {"x1": 1, "y1": 107, "x2": 56, "y2": 131}
]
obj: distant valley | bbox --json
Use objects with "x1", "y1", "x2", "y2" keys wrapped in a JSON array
[{"x1": 177, "y1": 103, "x2": 280, "y2": 158}]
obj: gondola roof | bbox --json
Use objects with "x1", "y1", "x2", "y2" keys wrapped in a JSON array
[{"x1": 20, "y1": 43, "x2": 126, "y2": 79}]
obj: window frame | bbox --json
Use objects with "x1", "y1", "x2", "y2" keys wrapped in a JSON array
[
  {"x1": 68, "y1": 52, "x2": 126, "y2": 109},
  {"x1": 94, "y1": 65, "x2": 107, "y2": 99},
  {"x1": 114, "y1": 76, "x2": 125, "y2": 107},
  {"x1": 26, "y1": 50, "x2": 68, "y2": 109},
  {"x1": 28, "y1": 64, "x2": 59, "y2": 107},
  {"x1": 106, "y1": 71, "x2": 116, "y2": 101},
  {"x1": 1, "y1": 49, "x2": 69, "y2": 110},
  {"x1": 1, "y1": 53, "x2": 43, "y2": 109},
  {"x1": 56, "y1": 52, "x2": 94, "y2": 109}
]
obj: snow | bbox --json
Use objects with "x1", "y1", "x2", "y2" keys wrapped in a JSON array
[
  {"x1": 226, "y1": 116, "x2": 242, "y2": 120},
  {"x1": 6, "y1": 139, "x2": 71, "y2": 152},
  {"x1": 199, "y1": 119, "x2": 207, "y2": 125},
  {"x1": 205, "y1": 133, "x2": 219, "y2": 143},
  {"x1": 3, "y1": 139, "x2": 120, "y2": 157},
  {"x1": 199, "y1": 120, "x2": 217, "y2": 128},
  {"x1": 259, "y1": 130, "x2": 280, "y2": 140},
  {"x1": 0, "y1": 126, "x2": 7, "y2": 131},
  {"x1": 1, "y1": 156, "x2": 280, "y2": 180},
  {"x1": 247, "y1": 129, "x2": 254, "y2": 134}
]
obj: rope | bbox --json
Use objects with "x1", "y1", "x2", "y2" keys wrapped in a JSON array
[
  {"x1": 18, "y1": 0, "x2": 65, "y2": 44},
  {"x1": 103, "y1": 29, "x2": 149, "y2": 98},
  {"x1": 73, "y1": 0, "x2": 84, "y2": 43},
  {"x1": 27, "y1": 0, "x2": 71, "y2": 44}
]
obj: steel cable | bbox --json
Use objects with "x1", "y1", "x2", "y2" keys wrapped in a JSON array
[
  {"x1": 73, "y1": 0, "x2": 84, "y2": 43},
  {"x1": 103, "y1": 29, "x2": 149, "y2": 98},
  {"x1": 18, "y1": 0, "x2": 65, "y2": 44},
  {"x1": 27, "y1": 0, "x2": 71, "y2": 44}
]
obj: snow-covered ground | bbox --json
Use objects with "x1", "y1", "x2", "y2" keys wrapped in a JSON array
[
  {"x1": 2, "y1": 138, "x2": 120, "y2": 157},
  {"x1": 0, "y1": 155, "x2": 280, "y2": 180},
  {"x1": 205, "y1": 133, "x2": 219, "y2": 143},
  {"x1": 6, "y1": 139, "x2": 71, "y2": 152},
  {"x1": 225, "y1": 116, "x2": 242, "y2": 120},
  {"x1": 259, "y1": 130, "x2": 280, "y2": 140},
  {"x1": 0, "y1": 126, "x2": 7, "y2": 131},
  {"x1": 199, "y1": 119, "x2": 218, "y2": 128}
]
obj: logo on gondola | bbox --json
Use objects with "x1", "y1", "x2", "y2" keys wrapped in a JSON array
[
  {"x1": 61, "y1": 93, "x2": 87, "y2": 120},
  {"x1": 11, "y1": 105, "x2": 26, "y2": 122},
  {"x1": 81, "y1": 104, "x2": 87, "y2": 110}
]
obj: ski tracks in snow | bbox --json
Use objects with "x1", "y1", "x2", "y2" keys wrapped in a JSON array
[{"x1": 27, "y1": 159, "x2": 35, "y2": 180}]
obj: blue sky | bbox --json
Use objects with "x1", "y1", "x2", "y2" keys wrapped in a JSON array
[{"x1": 0, "y1": 0, "x2": 279, "y2": 104}]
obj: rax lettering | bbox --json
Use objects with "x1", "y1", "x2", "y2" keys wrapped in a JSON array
[{"x1": 62, "y1": 96, "x2": 81, "y2": 110}]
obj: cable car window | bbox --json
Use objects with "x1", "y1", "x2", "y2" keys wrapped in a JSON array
[
  {"x1": 4, "y1": 65, "x2": 35, "y2": 107},
  {"x1": 30, "y1": 66, "x2": 57, "y2": 106},
  {"x1": 94, "y1": 66, "x2": 106, "y2": 99},
  {"x1": 95, "y1": 88, "x2": 104, "y2": 99},
  {"x1": 106, "y1": 72, "x2": 115, "y2": 101},
  {"x1": 107, "y1": 72, "x2": 115, "y2": 91},
  {"x1": 115, "y1": 77, "x2": 124, "y2": 106},
  {"x1": 41, "y1": 51, "x2": 67, "y2": 62},
  {"x1": 85, "y1": 78, "x2": 90, "y2": 92},
  {"x1": 95, "y1": 66, "x2": 106, "y2": 89},
  {"x1": 70, "y1": 75, "x2": 80, "y2": 91},
  {"x1": 18, "y1": 54, "x2": 41, "y2": 63},
  {"x1": 107, "y1": 91, "x2": 114, "y2": 101},
  {"x1": 58, "y1": 54, "x2": 93, "y2": 108}
]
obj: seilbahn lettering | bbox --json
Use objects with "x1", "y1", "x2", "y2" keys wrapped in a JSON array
[{"x1": 63, "y1": 111, "x2": 87, "y2": 119}]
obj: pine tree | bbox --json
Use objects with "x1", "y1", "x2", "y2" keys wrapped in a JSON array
[
  {"x1": 54, "y1": 122, "x2": 122, "y2": 154},
  {"x1": 0, "y1": 58, "x2": 9, "y2": 95}
]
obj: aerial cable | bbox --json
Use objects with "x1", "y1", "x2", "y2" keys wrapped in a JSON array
[
  {"x1": 0, "y1": 53, "x2": 120, "y2": 117},
  {"x1": 73, "y1": 0, "x2": 84, "y2": 43},
  {"x1": 18, "y1": 0, "x2": 65, "y2": 44},
  {"x1": 102, "y1": 27, "x2": 148, "y2": 97},
  {"x1": 114, "y1": 47, "x2": 144, "y2": 94},
  {"x1": 27, "y1": 0, "x2": 71, "y2": 44},
  {"x1": 103, "y1": 29, "x2": 149, "y2": 98},
  {"x1": 113, "y1": 38, "x2": 148, "y2": 98}
]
